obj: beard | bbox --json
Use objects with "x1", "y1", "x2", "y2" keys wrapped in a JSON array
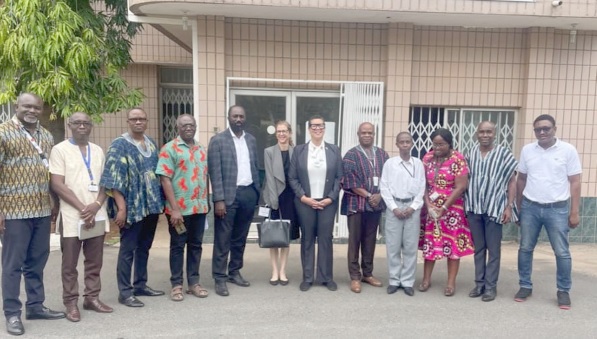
[{"x1": 230, "y1": 122, "x2": 244, "y2": 133}]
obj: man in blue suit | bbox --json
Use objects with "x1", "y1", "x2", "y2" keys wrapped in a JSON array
[{"x1": 208, "y1": 105, "x2": 260, "y2": 297}]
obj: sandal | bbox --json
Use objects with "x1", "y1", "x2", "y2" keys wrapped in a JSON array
[
  {"x1": 444, "y1": 286, "x2": 455, "y2": 297},
  {"x1": 418, "y1": 281, "x2": 431, "y2": 292},
  {"x1": 187, "y1": 284, "x2": 209, "y2": 298},
  {"x1": 170, "y1": 285, "x2": 184, "y2": 302}
]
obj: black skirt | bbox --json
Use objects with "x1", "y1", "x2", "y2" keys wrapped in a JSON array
[{"x1": 271, "y1": 187, "x2": 300, "y2": 240}]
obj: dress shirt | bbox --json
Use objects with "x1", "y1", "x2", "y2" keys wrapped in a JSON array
[
  {"x1": 230, "y1": 129, "x2": 253, "y2": 186},
  {"x1": 379, "y1": 155, "x2": 425, "y2": 211},
  {"x1": 307, "y1": 142, "x2": 327, "y2": 199},
  {"x1": 518, "y1": 139, "x2": 581, "y2": 203}
]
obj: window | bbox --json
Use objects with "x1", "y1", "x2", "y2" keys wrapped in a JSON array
[{"x1": 0, "y1": 103, "x2": 12, "y2": 123}]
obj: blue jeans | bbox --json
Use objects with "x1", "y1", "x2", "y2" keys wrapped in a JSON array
[{"x1": 518, "y1": 198, "x2": 571, "y2": 292}]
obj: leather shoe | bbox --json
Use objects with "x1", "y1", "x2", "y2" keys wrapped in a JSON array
[
  {"x1": 215, "y1": 282, "x2": 229, "y2": 296},
  {"x1": 118, "y1": 296, "x2": 144, "y2": 307},
  {"x1": 65, "y1": 304, "x2": 80, "y2": 322},
  {"x1": 323, "y1": 281, "x2": 337, "y2": 291},
  {"x1": 25, "y1": 306, "x2": 66, "y2": 320},
  {"x1": 299, "y1": 281, "x2": 312, "y2": 292},
  {"x1": 403, "y1": 287, "x2": 415, "y2": 296},
  {"x1": 228, "y1": 273, "x2": 250, "y2": 287},
  {"x1": 6, "y1": 316, "x2": 24, "y2": 336},
  {"x1": 387, "y1": 285, "x2": 399, "y2": 294},
  {"x1": 83, "y1": 298, "x2": 113, "y2": 313},
  {"x1": 133, "y1": 286, "x2": 165, "y2": 297},
  {"x1": 482, "y1": 288, "x2": 497, "y2": 302},
  {"x1": 361, "y1": 276, "x2": 383, "y2": 287},
  {"x1": 469, "y1": 286, "x2": 485, "y2": 298},
  {"x1": 350, "y1": 280, "x2": 361, "y2": 293}
]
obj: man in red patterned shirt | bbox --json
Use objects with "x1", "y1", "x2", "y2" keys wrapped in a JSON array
[
  {"x1": 341, "y1": 122, "x2": 389, "y2": 293},
  {"x1": 156, "y1": 114, "x2": 210, "y2": 302}
]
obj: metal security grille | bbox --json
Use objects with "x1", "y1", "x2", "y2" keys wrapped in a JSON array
[
  {"x1": 409, "y1": 107, "x2": 516, "y2": 157},
  {"x1": 0, "y1": 103, "x2": 12, "y2": 123},
  {"x1": 159, "y1": 68, "x2": 193, "y2": 145}
]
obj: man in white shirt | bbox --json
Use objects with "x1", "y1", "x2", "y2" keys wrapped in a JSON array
[
  {"x1": 380, "y1": 132, "x2": 425, "y2": 296},
  {"x1": 515, "y1": 114, "x2": 581, "y2": 310},
  {"x1": 208, "y1": 106, "x2": 260, "y2": 297}
]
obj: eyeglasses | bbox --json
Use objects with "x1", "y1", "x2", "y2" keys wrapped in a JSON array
[
  {"x1": 69, "y1": 121, "x2": 92, "y2": 127},
  {"x1": 128, "y1": 118, "x2": 147, "y2": 123},
  {"x1": 276, "y1": 130, "x2": 289, "y2": 134},
  {"x1": 533, "y1": 126, "x2": 552, "y2": 134},
  {"x1": 432, "y1": 142, "x2": 449, "y2": 148},
  {"x1": 309, "y1": 124, "x2": 325, "y2": 130}
]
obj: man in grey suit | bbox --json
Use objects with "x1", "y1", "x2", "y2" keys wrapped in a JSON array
[{"x1": 208, "y1": 105, "x2": 260, "y2": 297}]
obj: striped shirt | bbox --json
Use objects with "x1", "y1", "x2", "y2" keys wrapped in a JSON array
[
  {"x1": 465, "y1": 144, "x2": 517, "y2": 222},
  {"x1": 0, "y1": 117, "x2": 54, "y2": 219},
  {"x1": 341, "y1": 145, "x2": 389, "y2": 215}
]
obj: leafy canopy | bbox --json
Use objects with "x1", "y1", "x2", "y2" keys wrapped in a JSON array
[{"x1": 0, "y1": 0, "x2": 144, "y2": 120}]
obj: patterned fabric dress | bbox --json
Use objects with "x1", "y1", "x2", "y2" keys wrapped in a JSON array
[{"x1": 419, "y1": 150, "x2": 474, "y2": 260}]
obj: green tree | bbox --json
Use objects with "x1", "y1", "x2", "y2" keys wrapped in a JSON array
[{"x1": 0, "y1": 0, "x2": 144, "y2": 120}]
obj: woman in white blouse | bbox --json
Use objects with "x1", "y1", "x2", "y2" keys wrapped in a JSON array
[{"x1": 288, "y1": 115, "x2": 343, "y2": 292}]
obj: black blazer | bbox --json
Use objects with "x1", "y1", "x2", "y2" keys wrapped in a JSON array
[
  {"x1": 208, "y1": 129, "x2": 260, "y2": 205},
  {"x1": 288, "y1": 142, "x2": 343, "y2": 202}
]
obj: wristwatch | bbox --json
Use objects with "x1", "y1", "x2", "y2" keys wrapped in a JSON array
[{"x1": 366, "y1": 192, "x2": 372, "y2": 198}]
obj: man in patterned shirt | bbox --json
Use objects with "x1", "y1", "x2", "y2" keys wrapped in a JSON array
[
  {"x1": 0, "y1": 93, "x2": 65, "y2": 336},
  {"x1": 341, "y1": 122, "x2": 389, "y2": 293},
  {"x1": 100, "y1": 108, "x2": 164, "y2": 308},
  {"x1": 156, "y1": 114, "x2": 210, "y2": 302}
]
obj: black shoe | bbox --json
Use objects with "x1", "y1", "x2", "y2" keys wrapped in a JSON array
[
  {"x1": 279, "y1": 279, "x2": 289, "y2": 286},
  {"x1": 25, "y1": 306, "x2": 66, "y2": 320},
  {"x1": 299, "y1": 281, "x2": 312, "y2": 292},
  {"x1": 323, "y1": 281, "x2": 337, "y2": 291},
  {"x1": 387, "y1": 285, "x2": 399, "y2": 294},
  {"x1": 482, "y1": 288, "x2": 497, "y2": 302},
  {"x1": 215, "y1": 282, "x2": 229, "y2": 296},
  {"x1": 228, "y1": 273, "x2": 250, "y2": 287},
  {"x1": 269, "y1": 279, "x2": 279, "y2": 286},
  {"x1": 514, "y1": 287, "x2": 532, "y2": 302},
  {"x1": 557, "y1": 291, "x2": 571, "y2": 310},
  {"x1": 5, "y1": 316, "x2": 24, "y2": 336},
  {"x1": 403, "y1": 287, "x2": 415, "y2": 296},
  {"x1": 118, "y1": 296, "x2": 144, "y2": 307},
  {"x1": 133, "y1": 286, "x2": 165, "y2": 297},
  {"x1": 469, "y1": 286, "x2": 485, "y2": 298}
]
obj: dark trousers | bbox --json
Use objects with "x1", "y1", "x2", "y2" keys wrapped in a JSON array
[
  {"x1": 167, "y1": 213, "x2": 206, "y2": 287},
  {"x1": 212, "y1": 186, "x2": 258, "y2": 282},
  {"x1": 347, "y1": 211, "x2": 381, "y2": 280},
  {"x1": 116, "y1": 214, "x2": 159, "y2": 298},
  {"x1": 2, "y1": 217, "x2": 51, "y2": 317},
  {"x1": 61, "y1": 234, "x2": 104, "y2": 305},
  {"x1": 468, "y1": 213, "x2": 503, "y2": 289},
  {"x1": 295, "y1": 199, "x2": 338, "y2": 284}
]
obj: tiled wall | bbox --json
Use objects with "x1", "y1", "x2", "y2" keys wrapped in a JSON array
[{"x1": 131, "y1": 24, "x2": 193, "y2": 65}]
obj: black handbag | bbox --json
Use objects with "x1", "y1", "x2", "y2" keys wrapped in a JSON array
[{"x1": 257, "y1": 212, "x2": 290, "y2": 248}]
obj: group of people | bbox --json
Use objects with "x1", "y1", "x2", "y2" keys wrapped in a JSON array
[{"x1": 0, "y1": 93, "x2": 581, "y2": 337}]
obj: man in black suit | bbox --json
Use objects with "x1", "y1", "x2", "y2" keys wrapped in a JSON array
[{"x1": 208, "y1": 105, "x2": 260, "y2": 297}]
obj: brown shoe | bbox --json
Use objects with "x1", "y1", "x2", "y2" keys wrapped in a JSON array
[
  {"x1": 65, "y1": 304, "x2": 80, "y2": 322},
  {"x1": 83, "y1": 298, "x2": 114, "y2": 313},
  {"x1": 350, "y1": 280, "x2": 362, "y2": 293},
  {"x1": 361, "y1": 276, "x2": 383, "y2": 287}
]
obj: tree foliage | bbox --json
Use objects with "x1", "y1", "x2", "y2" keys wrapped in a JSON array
[{"x1": 0, "y1": 0, "x2": 144, "y2": 120}]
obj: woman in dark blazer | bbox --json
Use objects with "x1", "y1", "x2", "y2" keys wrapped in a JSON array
[
  {"x1": 288, "y1": 115, "x2": 343, "y2": 292},
  {"x1": 263, "y1": 121, "x2": 299, "y2": 286}
]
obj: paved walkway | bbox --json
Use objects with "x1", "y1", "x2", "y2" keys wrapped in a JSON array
[{"x1": 3, "y1": 221, "x2": 597, "y2": 338}]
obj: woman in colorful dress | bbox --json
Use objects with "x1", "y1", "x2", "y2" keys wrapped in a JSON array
[
  {"x1": 418, "y1": 128, "x2": 474, "y2": 296},
  {"x1": 263, "y1": 121, "x2": 300, "y2": 286}
]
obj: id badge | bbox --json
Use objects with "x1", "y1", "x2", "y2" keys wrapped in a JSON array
[
  {"x1": 258, "y1": 206, "x2": 271, "y2": 217},
  {"x1": 373, "y1": 176, "x2": 379, "y2": 187},
  {"x1": 88, "y1": 184, "x2": 99, "y2": 192},
  {"x1": 429, "y1": 191, "x2": 440, "y2": 201}
]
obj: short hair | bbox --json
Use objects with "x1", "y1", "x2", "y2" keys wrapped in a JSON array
[
  {"x1": 430, "y1": 128, "x2": 454, "y2": 149},
  {"x1": 228, "y1": 105, "x2": 245, "y2": 117},
  {"x1": 533, "y1": 114, "x2": 556, "y2": 127},
  {"x1": 176, "y1": 113, "x2": 195, "y2": 125},
  {"x1": 395, "y1": 131, "x2": 412, "y2": 142},
  {"x1": 16, "y1": 92, "x2": 43, "y2": 104},
  {"x1": 68, "y1": 112, "x2": 91, "y2": 123},
  {"x1": 127, "y1": 107, "x2": 146, "y2": 118},
  {"x1": 477, "y1": 121, "x2": 496, "y2": 131},
  {"x1": 308, "y1": 115, "x2": 325, "y2": 126}
]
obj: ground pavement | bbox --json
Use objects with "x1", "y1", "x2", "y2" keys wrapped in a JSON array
[{"x1": 1, "y1": 220, "x2": 597, "y2": 338}]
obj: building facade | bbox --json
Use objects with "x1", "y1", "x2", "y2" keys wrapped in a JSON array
[{"x1": 86, "y1": 0, "x2": 597, "y2": 242}]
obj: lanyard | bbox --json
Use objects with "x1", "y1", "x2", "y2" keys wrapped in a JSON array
[
  {"x1": 400, "y1": 160, "x2": 414, "y2": 178},
  {"x1": 15, "y1": 118, "x2": 48, "y2": 168},
  {"x1": 70, "y1": 139, "x2": 94, "y2": 183},
  {"x1": 358, "y1": 146, "x2": 377, "y2": 174}
]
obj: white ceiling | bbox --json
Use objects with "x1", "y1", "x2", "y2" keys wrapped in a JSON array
[{"x1": 132, "y1": 2, "x2": 597, "y2": 50}]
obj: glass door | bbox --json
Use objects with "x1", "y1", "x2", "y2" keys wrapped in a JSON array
[{"x1": 293, "y1": 92, "x2": 341, "y2": 145}]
